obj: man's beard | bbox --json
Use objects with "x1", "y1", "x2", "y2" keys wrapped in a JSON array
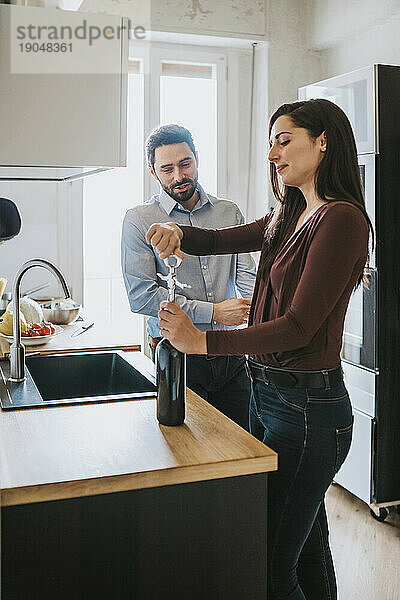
[{"x1": 162, "y1": 176, "x2": 198, "y2": 203}]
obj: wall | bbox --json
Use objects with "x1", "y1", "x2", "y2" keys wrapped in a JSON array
[
  {"x1": 308, "y1": 0, "x2": 400, "y2": 78},
  {"x1": 0, "y1": 180, "x2": 83, "y2": 301},
  {"x1": 80, "y1": 0, "x2": 267, "y2": 38},
  {"x1": 266, "y1": 0, "x2": 321, "y2": 114},
  {"x1": 263, "y1": 0, "x2": 322, "y2": 211}
]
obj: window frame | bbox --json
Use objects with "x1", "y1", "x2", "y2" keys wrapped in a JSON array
[{"x1": 144, "y1": 44, "x2": 228, "y2": 199}]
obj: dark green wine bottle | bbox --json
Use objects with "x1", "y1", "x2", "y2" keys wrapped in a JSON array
[{"x1": 156, "y1": 338, "x2": 186, "y2": 426}]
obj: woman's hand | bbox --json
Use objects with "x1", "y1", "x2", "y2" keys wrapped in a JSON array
[
  {"x1": 146, "y1": 222, "x2": 184, "y2": 260},
  {"x1": 158, "y1": 302, "x2": 207, "y2": 354}
]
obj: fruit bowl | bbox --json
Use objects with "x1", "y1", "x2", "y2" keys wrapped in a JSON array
[{"x1": 0, "y1": 325, "x2": 63, "y2": 346}]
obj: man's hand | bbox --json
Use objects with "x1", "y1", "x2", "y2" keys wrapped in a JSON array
[
  {"x1": 146, "y1": 222, "x2": 184, "y2": 260},
  {"x1": 158, "y1": 302, "x2": 207, "y2": 354},
  {"x1": 213, "y1": 298, "x2": 252, "y2": 326}
]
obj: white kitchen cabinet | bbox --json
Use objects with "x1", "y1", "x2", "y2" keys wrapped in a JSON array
[{"x1": 0, "y1": 4, "x2": 128, "y2": 180}]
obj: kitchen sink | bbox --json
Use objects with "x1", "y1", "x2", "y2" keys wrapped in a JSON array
[{"x1": 0, "y1": 351, "x2": 157, "y2": 409}]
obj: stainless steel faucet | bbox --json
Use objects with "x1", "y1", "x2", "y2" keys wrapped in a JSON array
[{"x1": 9, "y1": 259, "x2": 71, "y2": 382}]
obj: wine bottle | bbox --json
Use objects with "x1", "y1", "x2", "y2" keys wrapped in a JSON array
[
  {"x1": 156, "y1": 255, "x2": 187, "y2": 426},
  {"x1": 156, "y1": 338, "x2": 186, "y2": 426}
]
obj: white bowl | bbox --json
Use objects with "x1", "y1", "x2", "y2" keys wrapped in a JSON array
[{"x1": 0, "y1": 325, "x2": 63, "y2": 346}]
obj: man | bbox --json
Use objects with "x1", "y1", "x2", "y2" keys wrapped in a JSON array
[{"x1": 121, "y1": 124, "x2": 256, "y2": 430}]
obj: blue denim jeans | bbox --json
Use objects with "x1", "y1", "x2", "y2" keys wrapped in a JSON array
[
  {"x1": 250, "y1": 378, "x2": 353, "y2": 600},
  {"x1": 151, "y1": 350, "x2": 251, "y2": 431}
]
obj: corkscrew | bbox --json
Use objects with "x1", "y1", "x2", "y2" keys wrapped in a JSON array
[{"x1": 157, "y1": 255, "x2": 190, "y2": 303}]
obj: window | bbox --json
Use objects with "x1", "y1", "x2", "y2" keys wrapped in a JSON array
[
  {"x1": 160, "y1": 61, "x2": 218, "y2": 195},
  {"x1": 147, "y1": 46, "x2": 227, "y2": 200},
  {"x1": 82, "y1": 60, "x2": 144, "y2": 342}
]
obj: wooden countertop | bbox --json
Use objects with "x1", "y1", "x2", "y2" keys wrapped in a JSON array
[
  {"x1": 0, "y1": 319, "x2": 141, "y2": 358},
  {"x1": 0, "y1": 353, "x2": 277, "y2": 507}
]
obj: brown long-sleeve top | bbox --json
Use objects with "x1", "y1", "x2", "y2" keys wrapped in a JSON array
[{"x1": 180, "y1": 201, "x2": 369, "y2": 370}]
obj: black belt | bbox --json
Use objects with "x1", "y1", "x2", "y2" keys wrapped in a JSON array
[{"x1": 245, "y1": 358, "x2": 343, "y2": 390}]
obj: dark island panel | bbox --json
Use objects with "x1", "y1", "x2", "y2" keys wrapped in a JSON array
[{"x1": 2, "y1": 473, "x2": 268, "y2": 600}]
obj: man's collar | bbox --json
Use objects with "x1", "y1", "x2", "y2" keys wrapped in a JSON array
[{"x1": 158, "y1": 184, "x2": 214, "y2": 216}]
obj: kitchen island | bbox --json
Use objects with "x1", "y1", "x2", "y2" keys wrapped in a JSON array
[{"x1": 0, "y1": 352, "x2": 277, "y2": 600}]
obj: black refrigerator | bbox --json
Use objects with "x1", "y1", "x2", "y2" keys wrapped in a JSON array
[{"x1": 299, "y1": 64, "x2": 400, "y2": 520}]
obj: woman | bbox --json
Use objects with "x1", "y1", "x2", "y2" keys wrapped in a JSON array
[{"x1": 146, "y1": 99, "x2": 373, "y2": 600}]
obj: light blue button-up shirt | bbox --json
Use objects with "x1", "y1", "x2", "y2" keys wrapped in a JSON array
[{"x1": 121, "y1": 184, "x2": 257, "y2": 338}]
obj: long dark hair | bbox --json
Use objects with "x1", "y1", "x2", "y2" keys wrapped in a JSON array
[{"x1": 259, "y1": 99, "x2": 374, "y2": 287}]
